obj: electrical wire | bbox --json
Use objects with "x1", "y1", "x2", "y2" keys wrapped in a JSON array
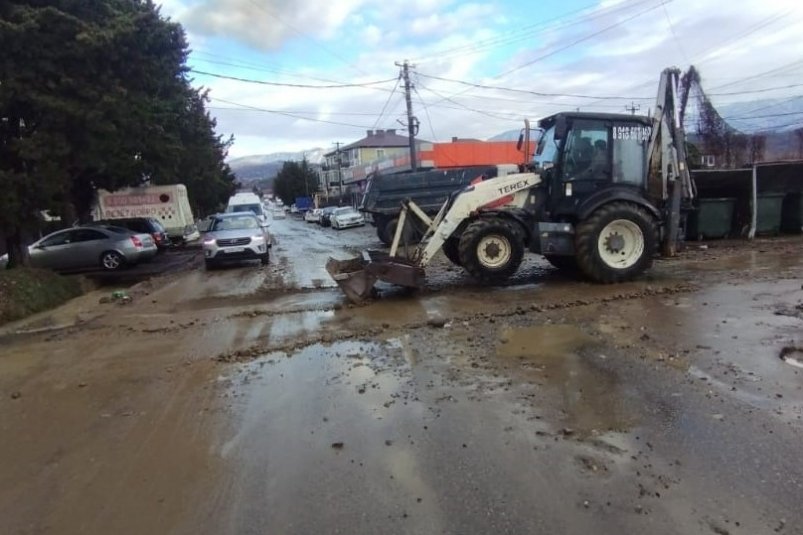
[
  {"x1": 416, "y1": 73, "x2": 653, "y2": 100},
  {"x1": 210, "y1": 98, "x2": 376, "y2": 129},
  {"x1": 190, "y1": 69, "x2": 397, "y2": 89},
  {"x1": 497, "y1": 1, "x2": 665, "y2": 78},
  {"x1": 372, "y1": 74, "x2": 402, "y2": 130}
]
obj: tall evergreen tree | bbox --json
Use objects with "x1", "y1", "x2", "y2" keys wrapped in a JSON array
[{"x1": 0, "y1": 0, "x2": 235, "y2": 267}]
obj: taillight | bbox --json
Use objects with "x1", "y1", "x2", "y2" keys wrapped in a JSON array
[
  {"x1": 152, "y1": 233, "x2": 162, "y2": 243},
  {"x1": 131, "y1": 236, "x2": 143, "y2": 248}
]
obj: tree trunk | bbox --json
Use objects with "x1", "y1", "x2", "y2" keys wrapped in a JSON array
[{"x1": 5, "y1": 229, "x2": 31, "y2": 269}]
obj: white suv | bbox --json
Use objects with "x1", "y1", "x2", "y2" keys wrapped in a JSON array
[{"x1": 202, "y1": 212, "x2": 272, "y2": 269}]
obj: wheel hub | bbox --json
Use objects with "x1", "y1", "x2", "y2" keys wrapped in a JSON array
[
  {"x1": 605, "y1": 232, "x2": 626, "y2": 254},
  {"x1": 484, "y1": 241, "x2": 502, "y2": 260}
]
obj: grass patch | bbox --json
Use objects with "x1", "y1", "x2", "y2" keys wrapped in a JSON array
[{"x1": 0, "y1": 268, "x2": 84, "y2": 325}]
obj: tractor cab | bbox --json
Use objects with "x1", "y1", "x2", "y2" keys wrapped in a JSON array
[{"x1": 535, "y1": 112, "x2": 654, "y2": 221}]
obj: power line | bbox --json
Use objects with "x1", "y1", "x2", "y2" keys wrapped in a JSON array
[
  {"x1": 497, "y1": 1, "x2": 665, "y2": 78},
  {"x1": 412, "y1": 0, "x2": 662, "y2": 64},
  {"x1": 372, "y1": 74, "x2": 402, "y2": 130},
  {"x1": 209, "y1": 107, "x2": 392, "y2": 117},
  {"x1": 708, "y1": 83, "x2": 803, "y2": 97},
  {"x1": 210, "y1": 97, "x2": 375, "y2": 129},
  {"x1": 416, "y1": 73, "x2": 653, "y2": 100},
  {"x1": 660, "y1": 0, "x2": 690, "y2": 64},
  {"x1": 417, "y1": 83, "x2": 522, "y2": 121},
  {"x1": 190, "y1": 69, "x2": 397, "y2": 90}
]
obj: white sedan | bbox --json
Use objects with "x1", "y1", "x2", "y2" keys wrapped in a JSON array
[
  {"x1": 331, "y1": 207, "x2": 365, "y2": 230},
  {"x1": 304, "y1": 208, "x2": 322, "y2": 223}
]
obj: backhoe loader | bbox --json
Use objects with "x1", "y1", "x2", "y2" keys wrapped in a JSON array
[{"x1": 327, "y1": 68, "x2": 695, "y2": 303}]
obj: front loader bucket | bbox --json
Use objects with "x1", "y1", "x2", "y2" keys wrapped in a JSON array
[{"x1": 326, "y1": 250, "x2": 425, "y2": 304}]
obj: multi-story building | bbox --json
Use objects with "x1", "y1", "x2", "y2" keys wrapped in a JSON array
[{"x1": 320, "y1": 129, "x2": 425, "y2": 195}]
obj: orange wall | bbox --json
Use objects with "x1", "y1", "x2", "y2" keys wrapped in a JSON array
[{"x1": 428, "y1": 141, "x2": 533, "y2": 168}]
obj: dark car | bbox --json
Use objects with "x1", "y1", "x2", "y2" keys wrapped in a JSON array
[
  {"x1": 318, "y1": 206, "x2": 339, "y2": 227},
  {"x1": 93, "y1": 218, "x2": 171, "y2": 250}
]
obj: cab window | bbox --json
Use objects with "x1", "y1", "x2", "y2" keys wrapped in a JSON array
[
  {"x1": 612, "y1": 124, "x2": 651, "y2": 186},
  {"x1": 561, "y1": 122, "x2": 610, "y2": 180}
]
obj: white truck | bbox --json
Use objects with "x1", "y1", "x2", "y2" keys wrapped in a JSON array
[
  {"x1": 226, "y1": 192, "x2": 270, "y2": 226},
  {"x1": 95, "y1": 184, "x2": 200, "y2": 244}
]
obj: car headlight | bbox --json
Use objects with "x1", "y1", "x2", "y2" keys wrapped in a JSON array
[
  {"x1": 251, "y1": 235, "x2": 265, "y2": 242},
  {"x1": 202, "y1": 238, "x2": 216, "y2": 245}
]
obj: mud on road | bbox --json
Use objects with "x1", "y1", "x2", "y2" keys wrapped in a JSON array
[{"x1": 1, "y1": 216, "x2": 802, "y2": 535}]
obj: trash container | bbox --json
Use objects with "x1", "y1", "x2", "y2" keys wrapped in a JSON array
[
  {"x1": 756, "y1": 193, "x2": 785, "y2": 235},
  {"x1": 781, "y1": 193, "x2": 803, "y2": 234},
  {"x1": 687, "y1": 197, "x2": 736, "y2": 240}
]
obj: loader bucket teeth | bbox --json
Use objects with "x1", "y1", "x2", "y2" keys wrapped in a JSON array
[{"x1": 327, "y1": 251, "x2": 426, "y2": 304}]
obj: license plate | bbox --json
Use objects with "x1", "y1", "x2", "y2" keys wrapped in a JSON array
[{"x1": 225, "y1": 247, "x2": 245, "y2": 253}]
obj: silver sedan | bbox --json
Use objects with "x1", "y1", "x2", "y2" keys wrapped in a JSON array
[{"x1": 0, "y1": 226, "x2": 157, "y2": 271}]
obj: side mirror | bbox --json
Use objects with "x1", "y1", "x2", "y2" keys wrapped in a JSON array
[{"x1": 516, "y1": 132, "x2": 524, "y2": 151}]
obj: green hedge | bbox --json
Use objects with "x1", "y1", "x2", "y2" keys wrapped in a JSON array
[{"x1": 0, "y1": 269, "x2": 84, "y2": 325}]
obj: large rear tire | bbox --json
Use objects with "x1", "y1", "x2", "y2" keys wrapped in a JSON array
[
  {"x1": 442, "y1": 237, "x2": 461, "y2": 266},
  {"x1": 458, "y1": 217, "x2": 524, "y2": 283},
  {"x1": 575, "y1": 202, "x2": 657, "y2": 283}
]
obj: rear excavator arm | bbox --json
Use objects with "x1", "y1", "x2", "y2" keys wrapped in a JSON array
[{"x1": 646, "y1": 68, "x2": 695, "y2": 255}]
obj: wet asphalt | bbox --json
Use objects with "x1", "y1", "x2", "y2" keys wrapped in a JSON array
[{"x1": 0, "y1": 214, "x2": 802, "y2": 535}]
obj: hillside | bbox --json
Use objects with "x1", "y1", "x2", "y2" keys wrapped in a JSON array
[{"x1": 228, "y1": 148, "x2": 325, "y2": 187}]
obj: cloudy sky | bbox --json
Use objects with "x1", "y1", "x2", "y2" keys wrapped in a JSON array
[{"x1": 158, "y1": 0, "x2": 803, "y2": 158}]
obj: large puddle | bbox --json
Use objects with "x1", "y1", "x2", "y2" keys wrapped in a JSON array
[{"x1": 497, "y1": 324, "x2": 637, "y2": 435}]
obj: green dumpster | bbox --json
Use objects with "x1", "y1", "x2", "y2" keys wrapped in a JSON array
[
  {"x1": 687, "y1": 197, "x2": 736, "y2": 240},
  {"x1": 756, "y1": 193, "x2": 785, "y2": 235},
  {"x1": 781, "y1": 193, "x2": 803, "y2": 234}
]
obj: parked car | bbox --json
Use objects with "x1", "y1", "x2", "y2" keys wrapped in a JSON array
[
  {"x1": 318, "y1": 206, "x2": 338, "y2": 227},
  {"x1": 331, "y1": 207, "x2": 366, "y2": 230},
  {"x1": 92, "y1": 217, "x2": 171, "y2": 251},
  {"x1": 202, "y1": 212, "x2": 272, "y2": 269},
  {"x1": 272, "y1": 208, "x2": 286, "y2": 220},
  {"x1": 304, "y1": 208, "x2": 322, "y2": 223},
  {"x1": 0, "y1": 226, "x2": 157, "y2": 271}
]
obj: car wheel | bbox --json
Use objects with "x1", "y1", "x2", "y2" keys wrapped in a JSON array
[
  {"x1": 260, "y1": 252, "x2": 270, "y2": 265},
  {"x1": 100, "y1": 251, "x2": 125, "y2": 271},
  {"x1": 205, "y1": 259, "x2": 217, "y2": 270}
]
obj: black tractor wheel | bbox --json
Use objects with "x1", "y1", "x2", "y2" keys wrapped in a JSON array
[
  {"x1": 457, "y1": 217, "x2": 524, "y2": 283},
  {"x1": 574, "y1": 202, "x2": 658, "y2": 283},
  {"x1": 543, "y1": 254, "x2": 578, "y2": 272},
  {"x1": 442, "y1": 237, "x2": 461, "y2": 266}
]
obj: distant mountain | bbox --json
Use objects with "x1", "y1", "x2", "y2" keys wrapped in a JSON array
[
  {"x1": 228, "y1": 148, "x2": 325, "y2": 186},
  {"x1": 488, "y1": 129, "x2": 523, "y2": 142}
]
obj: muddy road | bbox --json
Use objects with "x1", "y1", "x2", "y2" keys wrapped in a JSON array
[{"x1": 1, "y1": 216, "x2": 802, "y2": 535}]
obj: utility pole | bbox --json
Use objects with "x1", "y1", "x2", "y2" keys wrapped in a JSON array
[
  {"x1": 395, "y1": 60, "x2": 418, "y2": 171},
  {"x1": 625, "y1": 102, "x2": 641, "y2": 115},
  {"x1": 333, "y1": 141, "x2": 343, "y2": 201}
]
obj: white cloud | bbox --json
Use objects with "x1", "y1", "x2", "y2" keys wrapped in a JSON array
[
  {"x1": 173, "y1": 0, "x2": 803, "y2": 156},
  {"x1": 183, "y1": 0, "x2": 368, "y2": 50}
]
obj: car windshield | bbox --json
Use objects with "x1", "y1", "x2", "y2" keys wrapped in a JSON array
[
  {"x1": 213, "y1": 216, "x2": 259, "y2": 231},
  {"x1": 334, "y1": 208, "x2": 355, "y2": 215},
  {"x1": 230, "y1": 204, "x2": 263, "y2": 216}
]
